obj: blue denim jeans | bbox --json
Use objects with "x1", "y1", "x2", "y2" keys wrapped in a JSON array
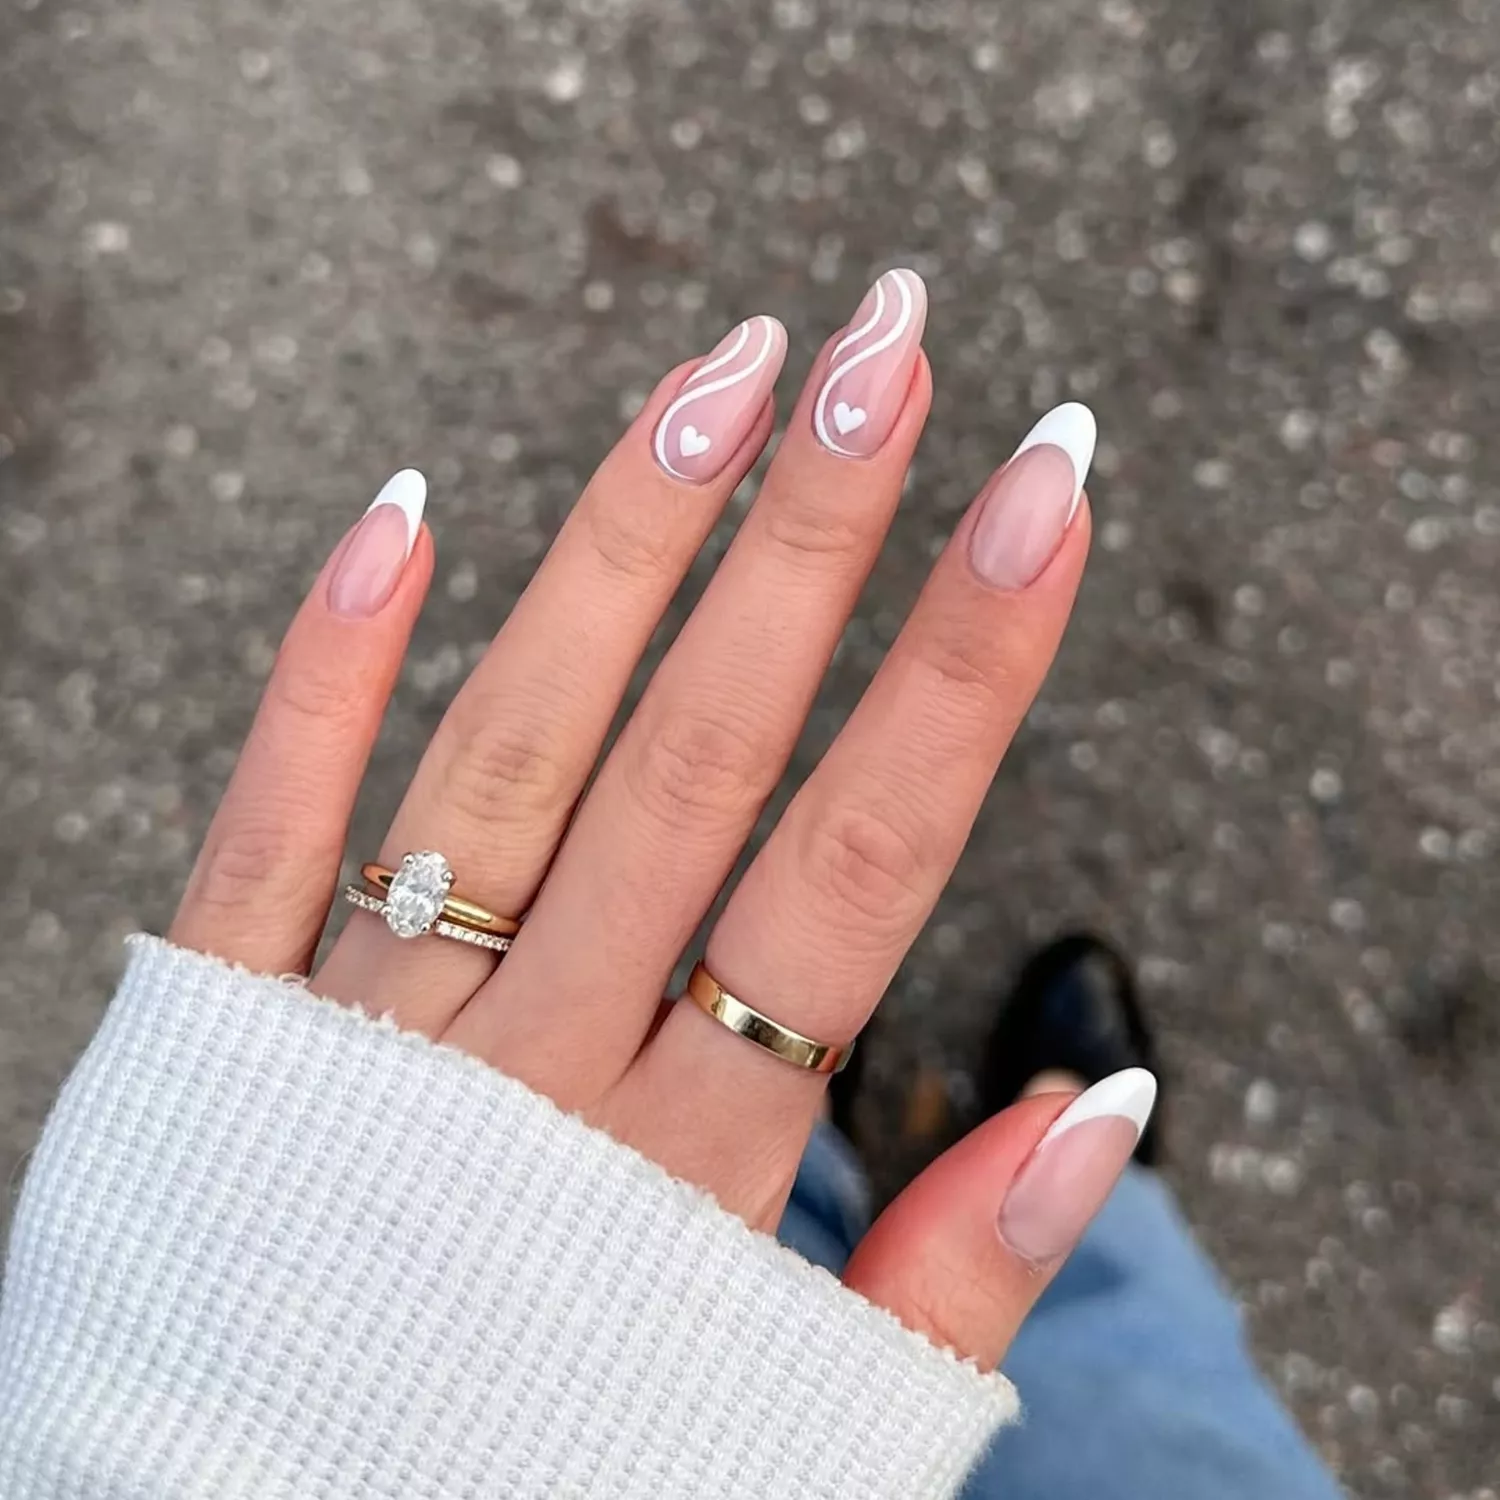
[{"x1": 779, "y1": 1124, "x2": 1345, "y2": 1500}]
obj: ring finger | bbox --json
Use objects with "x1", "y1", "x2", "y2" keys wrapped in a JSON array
[
  {"x1": 314, "y1": 316, "x2": 787, "y2": 1030},
  {"x1": 616, "y1": 405, "x2": 1097, "y2": 1223}
]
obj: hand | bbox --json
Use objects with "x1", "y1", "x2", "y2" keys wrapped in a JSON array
[{"x1": 169, "y1": 270, "x2": 1123, "y2": 1373}]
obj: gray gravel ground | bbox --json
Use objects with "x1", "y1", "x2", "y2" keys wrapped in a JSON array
[{"x1": 3, "y1": 0, "x2": 1500, "y2": 1494}]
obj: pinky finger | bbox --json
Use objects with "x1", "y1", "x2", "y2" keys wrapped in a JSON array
[
  {"x1": 169, "y1": 470, "x2": 434, "y2": 974},
  {"x1": 841, "y1": 1070, "x2": 1156, "y2": 1370}
]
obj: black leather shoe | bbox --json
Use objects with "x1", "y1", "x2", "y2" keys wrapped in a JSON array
[{"x1": 977, "y1": 933, "x2": 1162, "y2": 1165}]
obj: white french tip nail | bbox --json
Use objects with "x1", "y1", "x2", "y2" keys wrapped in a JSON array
[
  {"x1": 1039, "y1": 1067, "x2": 1157, "y2": 1148},
  {"x1": 367, "y1": 468, "x2": 427, "y2": 556},
  {"x1": 1010, "y1": 402, "x2": 1097, "y2": 518}
]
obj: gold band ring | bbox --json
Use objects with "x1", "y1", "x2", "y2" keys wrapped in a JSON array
[
  {"x1": 683, "y1": 963, "x2": 853, "y2": 1075},
  {"x1": 361, "y1": 859, "x2": 521, "y2": 938}
]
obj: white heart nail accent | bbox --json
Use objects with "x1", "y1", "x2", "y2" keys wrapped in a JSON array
[
  {"x1": 679, "y1": 425, "x2": 712, "y2": 459},
  {"x1": 833, "y1": 401, "x2": 867, "y2": 436}
]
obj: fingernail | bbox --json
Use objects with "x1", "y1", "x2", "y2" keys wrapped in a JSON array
[
  {"x1": 968, "y1": 402, "x2": 1097, "y2": 590},
  {"x1": 997, "y1": 1067, "x2": 1157, "y2": 1266},
  {"x1": 811, "y1": 268, "x2": 928, "y2": 458},
  {"x1": 653, "y1": 315, "x2": 787, "y2": 483},
  {"x1": 327, "y1": 469, "x2": 426, "y2": 618}
]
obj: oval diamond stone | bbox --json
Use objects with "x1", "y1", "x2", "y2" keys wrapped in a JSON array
[{"x1": 383, "y1": 851, "x2": 453, "y2": 939}]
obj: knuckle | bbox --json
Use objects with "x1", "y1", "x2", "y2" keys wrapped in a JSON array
[
  {"x1": 441, "y1": 711, "x2": 573, "y2": 826},
  {"x1": 900, "y1": 1280, "x2": 973, "y2": 1358},
  {"x1": 803, "y1": 798, "x2": 932, "y2": 929},
  {"x1": 584, "y1": 497, "x2": 677, "y2": 585},
  {"x1": 188, "y1": 813, "x2": 332, "y2": 921},
  {"x1": 627, "y1": 706, "x2": 768, "y2": 826},
  {"x1": 761, "y1": 494, "x2": 869, "y2": 569},
  {"x1": 263, "y1": 651, "x2": 368, "y2": 734},
  {"x1": 914, "y1": 620, "x2": 1013, "y2": 709},
  {"x1": 896, "y1": 1251, "x2": 1006, "y2": 1360}
]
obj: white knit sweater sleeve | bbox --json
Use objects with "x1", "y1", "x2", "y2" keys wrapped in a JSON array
[{"x1": 0, "y1": 936, "x2": 1017, "y2": 1499}]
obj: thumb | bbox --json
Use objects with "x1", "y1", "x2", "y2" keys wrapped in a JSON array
[{"x1": 841, "y1": 1068, "x2": 1157, "y2": 1369}]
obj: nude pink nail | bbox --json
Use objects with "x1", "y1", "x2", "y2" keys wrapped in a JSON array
[
  {"x1": 997, "y1": 1068, "x2": 1157, "y2": 1266},
  {"x1": 327, "y1": 469, "x2": 426, "y2": 618},
  {"x1": 652, "y1": 316, "x2": 787, "y2": 484},
  {"x1": 811, "y1": 268, "x2": 928, "y2": 458},
  {"x1": 969, "y1": 403, "x2": 1096, "y2": 591}
]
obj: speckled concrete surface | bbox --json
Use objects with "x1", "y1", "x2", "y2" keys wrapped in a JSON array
[{"x1": 3, "y1": 0, "x2": 1499, "y2": 1493}]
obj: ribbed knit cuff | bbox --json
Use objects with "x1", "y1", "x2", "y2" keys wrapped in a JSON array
[{"x1": 0, "y1": 937, "x2": 1017, "y2": 1499}]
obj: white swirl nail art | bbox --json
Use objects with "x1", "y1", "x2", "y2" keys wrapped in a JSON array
[
  {"x1": 812, "y1": 269, "x2": 923, "y2": 458},
  {"x1": 653, "y1": 315, "x2": 783, "y2": 482}
]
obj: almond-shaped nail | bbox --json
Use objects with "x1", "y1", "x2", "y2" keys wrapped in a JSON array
[
  {"x1": 653, "y1": 315, "x2": 787, "y2": 483},
  {"x1": 811, "y1": 268, "x2": 928, "y2": 458},
  {"x1": 998, "y1": 1068, "x2": 1157, "y2": 1266},
  {"x1": 327, "y1": 468, "x2": 426, "y2": 619},
  {"x1": 968, "y1": 402, "x2": 1097, "y2": 590}
]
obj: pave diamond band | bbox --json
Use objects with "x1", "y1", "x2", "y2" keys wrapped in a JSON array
[
  {"x1": 342, "y1": 886, "x2": 515, "y2": 954},
  {"x1": 343, "y1": 850, "x2": 519, "y2": 953}
]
